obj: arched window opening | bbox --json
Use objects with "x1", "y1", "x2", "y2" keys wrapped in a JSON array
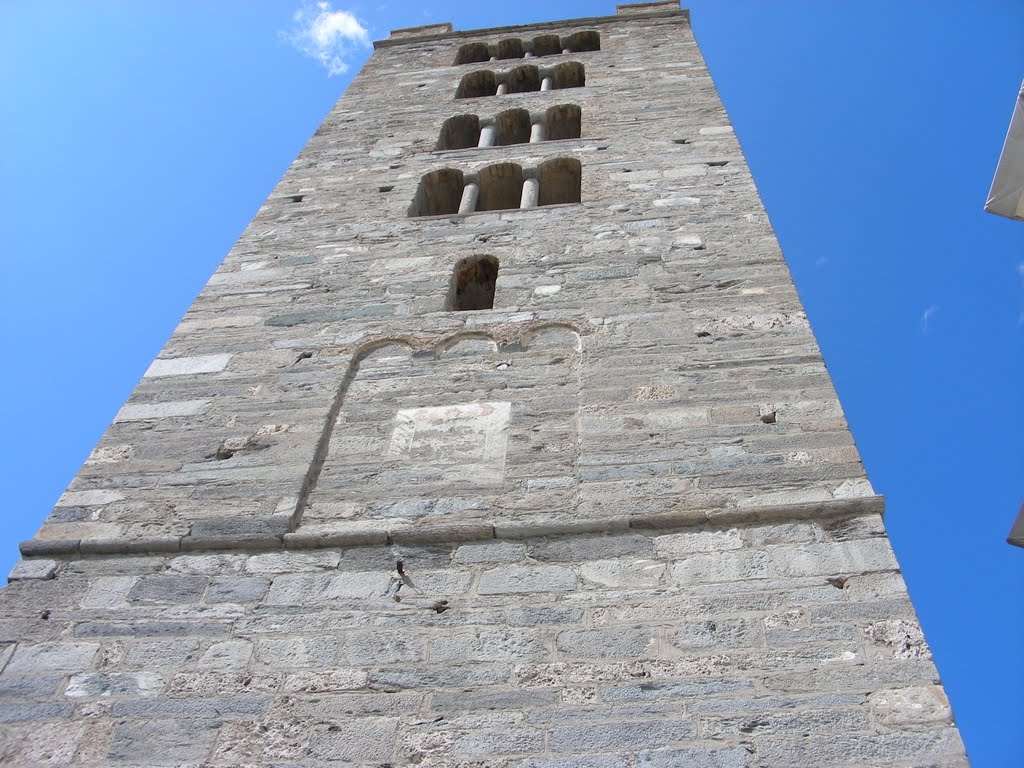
[
  {"x1": 552, "y1": 62, "x2": 585, "y2": 90},
  {"x1": 437, "y1": 115, "x2": 481, "y2": 150},
  {"x1": 456, "y1": 70, "x2": 497, "y2": 99},
  {"x1": 497, "y1": 38, "x2": 525, "y2": 60},
  {"x1": 448, "y1": 255, "x2": 499, "y2": 311},
  {"x1": 507, "y1": 65, "x2": 541, "y2": 94},
  {"x1": 477, "y1": 163, "x2": 525, "y2": 212},
  {"x1": 495, "y1": 108, "x2": 531, "y2": 146},
  {"x1": 410, "y1": 169, "x2": 464, "y2": 217},
  {"x1": 537, "y1": 158, "x2": 581, "y2": 206},
  {"x1": 532, "y1": 34, "x2": 561, "y2": 58},
  {"x1": 564, "y1": 31, "x2": 601, "y2": 53},
  {"x1": 545, "y1": 104, "x2": 582, "y2": 141},
  {"x1": 455, "y1": 43, "x2": 489, "y2": 65}
]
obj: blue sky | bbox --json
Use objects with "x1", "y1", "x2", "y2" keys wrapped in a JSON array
[{"x1": 1, "y1": 1, "x2": 1021, "y2": 764}]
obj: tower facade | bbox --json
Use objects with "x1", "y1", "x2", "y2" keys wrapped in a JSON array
[{"x1": 0, "y1": 4, "x2": 969, "y2": 766}]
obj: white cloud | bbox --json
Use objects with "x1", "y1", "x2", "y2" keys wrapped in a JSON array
[
  {"x1": 284, "y1": 2, "x2": 369, "y2": 76},
  {"x1": 920, "y1": 305, "x2": 940, "y2": 334}
]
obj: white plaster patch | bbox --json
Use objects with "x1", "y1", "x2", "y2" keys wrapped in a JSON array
[
  {"x1": 386, "y1": 402, "x2": 511, "y2": 483},
  {"x1": 115, "y1": 400, "x2": 209, "y2": 421},
  {"x1": 144, "y1": 354, "x2": 232, "y2": 378}
]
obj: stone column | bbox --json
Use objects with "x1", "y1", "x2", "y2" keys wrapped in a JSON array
[
  {"x1": 496, "y1": 83, "x2": 509, "y2": 96},
  {"x1": 520, "y1": 177, "x2": 539, "y2": 209},
  {"x1": 530, "y1": 120, "x2": 546, "y2": 143},
  {"x1": 540, "y1": 77, "x2": 553, "y2": 92},
  {"x1": 459, "y1": 183, "x2": 479, "y2": 214},
  {"x1": 479, "y1": 124, "x2": 498, "y2": 148}
]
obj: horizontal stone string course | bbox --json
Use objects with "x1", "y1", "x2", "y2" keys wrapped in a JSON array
[{"x1": 18, "y1": 496, "x2": 884, "y2": 559}]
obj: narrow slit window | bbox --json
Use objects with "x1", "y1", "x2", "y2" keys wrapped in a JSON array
[{"x1": 448, "y1": 255, "x2": 499, "y2": 311}]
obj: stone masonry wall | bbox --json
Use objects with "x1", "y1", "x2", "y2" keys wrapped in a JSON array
[
  {"x1": 2, "y1": 513, "x2": 964, "y2": 766},
  {"x1": 2, "y1": 3, "x2": 969, "y2": 766},
  {"x1": 24, "y1": 6, "x2": 873, "y2": 552}
]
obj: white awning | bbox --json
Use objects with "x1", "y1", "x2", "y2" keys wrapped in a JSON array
[{"x1": 985, "y1": 78, "x2": 1024, "y2": 222}]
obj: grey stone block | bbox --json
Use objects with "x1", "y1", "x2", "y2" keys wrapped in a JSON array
[
  {"x1": 112, "y1": 695, "x2": 268, "y2": 718},
  {"x1": 74, "y1": 621, "x2": 227, "y2": 638},
  {"x1": 430, "y1": 689, "x2": 558, "y2": 712},
  {"x1": 307, "y1": 717, "x2": 398, "y2": 762},
  {"x1": 127, "y1": 575, "x2": 208, "y2": 605},
  {"x1": 556, "y1": 627, "x2": 655, "y2": 658},
  {"x1": 637, "y1": 747, "x2": 752, "y2": 768},
  {"x1": 549, "y1": 719, "x2": 693, "y2": 752},
  {"x1": 372, "y1": 664, "x2": 511, "y2": 691},
  {"x1": 0, "y1": 702, "x2": 74, "y2": 722},
  {"x1": 669, "y1": 617, "x2": 763, "y2": 650},
  {"x1": 0, "y1": 674, "x2": 63, "y2": 698},
  {"x1": 337, "y1": 631, "x2": 423, "y2": 665},
  {"x1": 198, "y1": 640, "x2": 253, "y2": 670},
  {"x1": 264, "y1": 571, "x2": 389, "y2": 605},
  {"x1": 602, "y1": 679, "x2": 754, "y2": 702},
  {"x1": 107, "y1": 718, "x2": 219, "y2": 764},
  {"x1": 516, "y1": 759, "x2": 629, "y2": 768},
  {"x1": 206, "y1": 576, "x2": 270, "y2": 603},
  {"x1": 531, "y1": 534, "x2": 654, "y2": 562},
  {"x1": 478, "y1": 565, "x2": 577, "y2": 594},
  {"x1": 429, "y1": 628, "x2": 547, "y2": 663},
  {"x1": 125, "y1": 639, "x2": 200, "y2": 668},
  {"x1": 508, "y1": 606, "x2": 586, "y2": 626},
  {"x1": 455, "y1": 540, "x2": 527, "y2": 564},
  {"x1": 65, "y1": 671, "x2": 164, "y2": 697},
  {"x1": 456, "y1": 727, "x2": 544, "y2": 757},
  {"x1": 8, "y1": 559, "x2": 58, "y2": 582},
  {"x1": 5, "y1": 642, "x2": 99, "y2": 673}
]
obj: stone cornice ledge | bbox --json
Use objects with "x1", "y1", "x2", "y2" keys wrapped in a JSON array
[
  {"x1": 19, "y1": 495, "x2": 885, "y2": 559},
  {"x1": 374, "y1": 5, "x2": 689, "y2": 50}
]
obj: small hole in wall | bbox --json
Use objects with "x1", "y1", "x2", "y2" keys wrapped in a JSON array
[
  {"x1": 286, "y1": 194, "x2": 304, "y2": 203},
  {"x1": 597, "y1": 145, "x2": 609, "y2": 151},
  {"x1": 707, "y1": 160, "x2": 729, "y2": 167},
  {"x1": 672, "y1": 138, "x2": 689, "y2": 145},
  {"x1": 417, "y1": 83, "x2": 427, "y2": 88},
  {"x1": 379, "y1": 185, "x2": 394, "y2": 193}
]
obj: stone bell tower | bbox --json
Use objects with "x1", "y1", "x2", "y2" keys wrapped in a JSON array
[{"x1": 0, "y1": 3, "x2": 969, "y2": 766}]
